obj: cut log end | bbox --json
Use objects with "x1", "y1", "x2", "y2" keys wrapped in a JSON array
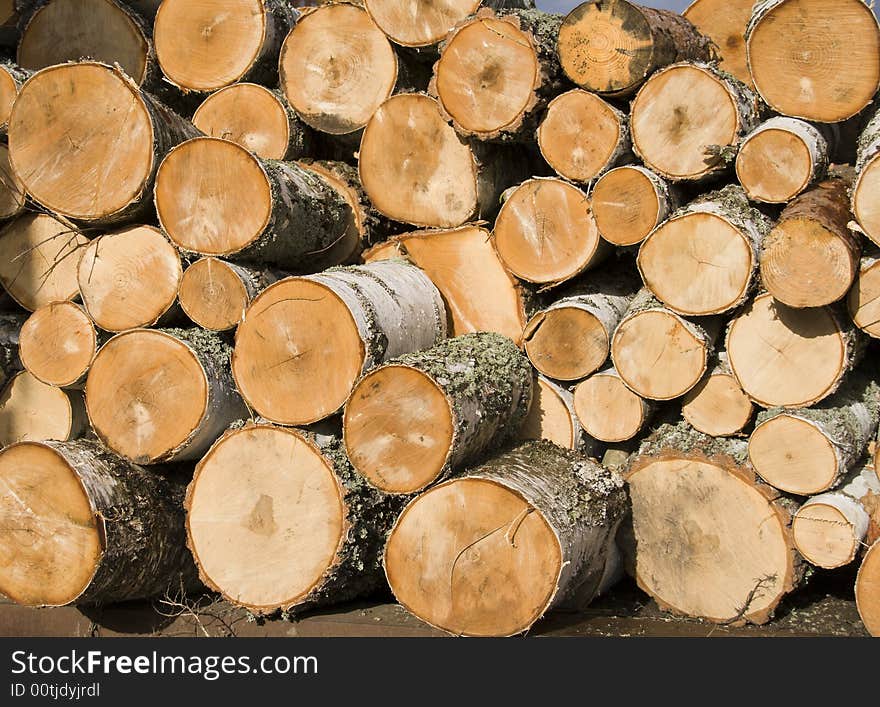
[
  {"x1": 9, "y1": 63, "x2": 154, "y2": 221},
  {"x1": 518, "y1": 376, "x2": 581, "y2": 451},
  {"x1": 344, "y1": 364, "x2": 453, "y2": 494},
  {"x1": 681, "y1": 372, "x2": 753, "y2": 437},
  {"x1": 385, "y1": 476, "x2": 562, "y2": 636},
  {"x1": 186, "y1": 426, "x2": 347, "y2": 612},
  {"x1": 793, "y1": 501, "x2": 862, "y2": 569},
  {"x1": 280, "y1": 3, "x2": 396, "y2": 135},
  {"x1": 856, "y1": 540, "x2": 880, "y2": 636},
  {"x1": 78, "y1": 226, "x2": 181, "y2": 333},
  {"x1": 592, "y1": 166, "x2": 665, "y2": 247},
  {"x1": 853, "y1": 155, "x2": 880, "y2": 247},
  {"x1": 0, "y1": 371, "x2": 82, "y2": 447},
  {"x1": 537, "y1": 90, "x2": 625, "y2": 183},
  {"x1": 178, "y1": 258, "x2": 249, "y2": 332},
  {"x1": 0, "y1": 441, "x2": 101, "y2": 606},
  {"x1": 193, "y1": 83, "x2": 294, "y2": 160},
  {"x1": 19, "y1": 302, "x2": 96, "y2": 388},
  {"x1": 726, "y1": 293, "x2": 850, "y2": 408},
  {"x1": 683, "y1": 0, "x2": 754, "y2": 87},
  {"x1": 493, "y1": 178, "x2": 603, "y2": 285},
  {"x1": 749, "y1": 415, "x2": 841, "y2": 496},
  {"x1": 0, "y1": 64, "x2": 20, "y2": 130},
  {"x1": 848, "y1": 258, "x2": 880, "y2": 338},
  {"x1": 573, "y1": 371, "x2": 649, "y2": 443},
  {"x1": 0, "y1": 143, "x2": 26, "y2": 220},
  {"x1": 364, "y1": 0, "x2": 481, "y2": 48},
  {"x1": 85, "y1": 330, "x2": 209, "y2": 463},
  {"x1": 746, "y1": 0, "x2": 880, "y2": 123},
  {"x1": 523, "y1": 307, "x2": 609, "y2": 382},
  {"x1": 736, "y1": 127, "x2": 814, "y2": 204}
]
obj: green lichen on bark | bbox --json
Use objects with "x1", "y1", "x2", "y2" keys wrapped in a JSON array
[
  {"x1": 160, "y1": 327, "x2": 232, "y2": 374},
  {"x1": 676, "y1": 184, "x2": 772, "y2": 237},
  {"x1": 634, "y1": 420, "x2": 750, "y2": 467}
]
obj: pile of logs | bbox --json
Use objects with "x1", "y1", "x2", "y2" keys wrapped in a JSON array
[{"x1": 0, "y1": 0, "x2": 878, "y2": 638}]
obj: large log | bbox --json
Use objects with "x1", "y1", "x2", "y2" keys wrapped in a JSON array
[
  {"x1": 536, "y1": 89, "x2": 630, "y2": 183},
  {"x1": 623, "y1": 422, "x2": 804, "y2": 624},
  {"x1": 430, "y1": 8, "x2": 563, "y2": 142},
  {"x1": 85, "y1": 328, "x2": 248, "y2": 464},
  {"x1": 0, "y1": 371, "x2": 86, "y2": 446},
  {"x1": 178, "y1": 258, "x2": 280, "y2": 333},
  {"x1": 610, "y1": 288, "x2": 720, "y2": 401},
  {"x1": 682, "y1": 0, "x2": 754, "y2": 87},
  {"x1": 9, "y1": 62, "x2": 199, "y2": 225},
  {"x1": 192, "y1": 83, "x2": 311, "y2": 161},
  {"x1": 279, "y1": 3, "x2": 397, "y2": 136},
  {"x1": 385, "y1": 440, "x2": 626, "y2": 636},
  {"x1": 155, "y1": 137, "x2": 352, "y2": 270},
  {"x1": 154, "y1": 0, "x2": 296, "y2": 94},
  {"x1": 681, "y1": 352, "x2": 754, "y2": 437},
  {"x1": 558, "y1": 0, "x2": 712, "y2": 97},
  {"x1": 745, "y1": 0, "x2": 880, "y2": 123},
  {"x1": 233, "y1": 261, "x2": 446, "y2": 426},
  {"x1": 852, "y1": 107, "x2": 880, "y2": 247},
  {"x1": 760, "y1": 175, "x2": 859, "y2": 309},
  {"x1": 77, "y1": 225, "x2": 182, "y2": 332},
  {"x1": 492, "y1": 177, "x2": 608, "y2": 286},
  {"x1": 848, "y1": 254, "x2": 880, "y2": 338},
  {"x1": 748, "y1": 371, "x2": 880, "y2": 496},
  {"x1": 518, "y1": 374, "x2": 598, "y2": 455},
  {"x1": 735, "y1": 117, "x2": 830, "y2": 204},
  {"x1": 0, "y1": 143, "x2": 26, "y2": 221},
  {"x1": 0, "y1": 439, "x2": 196, "y2": 606},
  {"x1": 857, "y1": 539, "x2": 880, "y2": 636},
  {"x1": 522, "y1": 269, "x2": 638, "y2": 381},
  {"x1": 363, "y1": 225, "x2": 534, "y2": 344},
  {"x1": 638, "y1": 185, "x2": 770, "y2": 316},
  {"x1": 186, "y1": 423, "x2": 405, "y2": 614},
  {"x1": 630, "y1": 62, "x2": 760, "y2": 182},
  {"x1": 591, "y1": 166, "x2": 676, "y2": 248},
  {"x1": 573, "y1": 366, "x2": 653, "y2": 444},
  {"x1": 19, "y1": 302, "x2": 97, "y2": 388},
  {"x1": 793, "y1": 466, "x2": 880, "y2": 569},
  {"x1": 358, "y1": 93, "x2": 528, "y2": 228},
  {"x1": 726, "y1": 293, "x2": 863, "y2": 408},
  {"x1": 0, "y1": 213, "x2": 89, "y2": 312},
  {"x1": 344, "y1": 332, "x2": 532, "y2": 494}
]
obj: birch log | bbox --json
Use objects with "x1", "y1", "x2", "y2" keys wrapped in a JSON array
[{"x1": 19, "y1": 302, "x2": 97, "y2": 388}]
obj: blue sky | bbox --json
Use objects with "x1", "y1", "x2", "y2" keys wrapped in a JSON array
[{"x1": 537, "y1": 0, "x2": 692, "y2": 12}]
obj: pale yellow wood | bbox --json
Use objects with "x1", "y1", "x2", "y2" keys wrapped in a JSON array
[
  {"x1": 749, "y1": 415, "x2": 838, "y2": 495},
  {"x1": 592, "y1": 166, "x2": 661, "y2": 246},
  {"x1": 684, "y1": 0, "x2": 754, "y2": 87},
  {"x1": 19, "y1": 302, "x2": 96, "y2": 387},
  {"x1": 735, "y1": 128, "x2": 811, "y2": 203},
  {"x1": 573, "y1": 372, "x2": 647, "y2": 443},
  {"x1": 0, "y1": 144, "x2": 26, "y2": 220},
  {"x1": 178, "y1": 258, "x2": 249, "y2": 332},
  {"x1": 856, "y1": 540, "x2": 880, "y2": 636},
  {"x1": 0, "y1": 371, "x2": 77, "y2": 446},
  {"x1": 853, "y1": 155, "x2": 880, "y2": 247},
  {"x1": 792, "y1": 503, "x2": 858, "y2": 569},
  {"x1": 518, "y1": 377, "x2": 575, "y2": 449},
  {"x1": 681, "y1": 373, "x2": 753, "y2": 437},
  {"x1": 848, "y1": 258, "x2": 880, "y2": 338},
  {"x1": 523, "y1": 307, "x2": 608, "y2": 382},
  {"x1": 364, "y1": 0, "x2": 481, "y2": 47}
]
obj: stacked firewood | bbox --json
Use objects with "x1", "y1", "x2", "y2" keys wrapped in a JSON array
[{"x1": 0, "y1": 0, "x2": 878, "y2": 637}]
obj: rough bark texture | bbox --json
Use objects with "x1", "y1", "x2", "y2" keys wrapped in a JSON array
[
  {"x1": 0, "y1": 312, "x2": 23, "y2": 384},
  {"x1": 39, "y1": 439, "x2": 199, "y2": 605},
  {"x1": 857, "y1": 105, "x2": 880, "y2": 173}
]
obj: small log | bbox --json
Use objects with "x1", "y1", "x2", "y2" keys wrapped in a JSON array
[
  {"x1": 19, "y1": 301, "x2": 97, "y2": 388},
  {"x1": 385, "y1": 440, "x2": 627, "y2": 636},
  {"x1": 493, "y1": 177, "x2": 608, "y2": 286},
  {"x1": 749, "y1": 371, "x2": 880, "y2": 495},
  {"x1": 186, "y1": 423, "x2": 406, "y2": 614},
  {"x1": 0, "y1": 143, "x2": 26, "y2": 221},
  {"x1": 573, "y1": 366, "x2": 653, "y2": 443},
  {"x1": 155, "y1": 136, "x2": 352, "y2": 270},
  {"x1": 233, "y1": 261, "x2": 446, "y2": 426},
  {"x1": 85, "y1": 328, "x2": 248, "y2": 464},
  {"x1": 638, "y1": 185, "x2": 770, "y2": 316},
  {"x1": 0, "y1": 213, "x2": 89, "y2": 312},
  {"x1": 77, "y1": 225, "x2": 182, "y2": 333},
  {"x1": 591, "y1": 165, "x2": 676, "y2": 247},
  {"x1": 0, "y1": 371, "x2": 86, "y2": 446},
  {"x1": 0, "y1": 439, "x2": 197, "y2": 606},
  {"x1": 345, "y1": 332, "x2": 532, "y2": 494},
  {"x1": 852, "y1": 106, "x2": 880, "y2": 247},
  {"x1": 726, "y1": 292, "x2": 864, "y2": 408},
  {"x1": 558, "y1": 0, "x2": 712, "y2": 97},
  {"x1": 683, "y1": 0, "x2": 754, "y2": 87},
  {"x1": 610, "y1": 288, "x2": 720, "y2": 401},
  {"x1": 793, "y1": 466, "x2": 880, "y2": 569},
  {"x1": 522, "y1": 269, "x2": 638, "y2": 381},
  {"x1": 518, "y1": 374, "x2": 598, "y2": 455},
  {"x1": 279, "y1": 3, "x2": 397, "y2": 136},
  {"x1": 857, "y1": 539, "x2": 880, "y2": 636},
  {"x1": 537, "y1": 89, "x2": 630, "y2": 183},
  {"x1": 630, "y1": 62, "x2": 760, "y2": 181},
  {"x1": 430, "y1": 8, "x2": 563, "y2": 142},
  {"x1": 9, "y1": 62, "x2": 199, "y2": 225},
  {"x1": 358, "y1": 93, "x2": 529, "y2": 228},
  {"x1": 178, "y1": 258, "x2": 280, "y2": 333},
  {"x1": 0, "y1": 62, "x2": 30, "y2": 135},
  {"x1": 623, "y1": 422, "x2": 804, "y2": 625},
  {"x1": 848, "y1": 254, "x2": 880, "y2": 338},
  {"x1": 760, "y1": 175, "x2": 859, "y2": 308},
  {"x1": 192, "y1": 83, "x2": 311, "y2": 161},
  {"x1": 735, "y1": 117, "x2": 830, "y2": 203},
  {"x1": 745, "y1": 0, "x2": 880, "y2": 123},
  {"x1": 681, "y1": 352, "x2": 754, "y2": 437},
  {"x1": 364, "y1": 225, "x2": 534, "y2": 343},
  {"x1": 154, "y1": 0, "x2": 296, "y2": 94}
]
